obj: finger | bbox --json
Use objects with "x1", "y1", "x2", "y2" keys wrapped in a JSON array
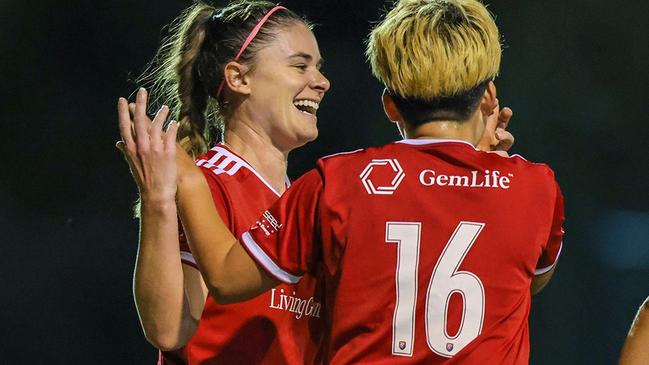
[
  {"x1": 128, "y1": 103, "x2": 137, "y2": 138},
  {"x1": 133, "y1": 88, "x2": 150, "y2": 147},
  {"x1": 116, "y1": 141, "x2": 144, "y2": 183},
  {"x1": 490, "y1": 150, "x2": 510, "y2": 158},
  {"x1": 117, "y1": 97, "x2": 136, "y2": 147},
  {"x1": 484, "y1": 102, "x2": 501, "y2": 135},
  {"x1": 150, "y1": 105, "x2": 169, "y2": 146},
  {"x1": 495, "y1": 129, "x2": 514, "y2": 151},
  {"x1": 164, "y1": 120, "x2": 179, "y2": 152},
  {"x1": 497, "y1": 107, "x2": 513, "y2": 130},
  {"x1": 128, "y1": 103, "x2": 136, "y2": 118}
]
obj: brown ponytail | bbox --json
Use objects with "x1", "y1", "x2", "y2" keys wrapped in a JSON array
[
  {"x1": 137, "y1": 1, "x2": 309, "y2": 156},
  {"x1": 131, "y1": 1, "x2": 310, "y2": 216},
  {"x1": 137, "y1": 3, "x2": 216, "y2": 157}
]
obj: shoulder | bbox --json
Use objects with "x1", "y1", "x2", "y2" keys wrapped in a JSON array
[
  {"x1": 316, "y1": 143, "x2": 406, "y2": 169},
  {"x1": 504, "y1": 153, "x2": 559, "y2": 183},
  {"x1": 196, "y1": 146, "x2": 249, "y2": 179}
]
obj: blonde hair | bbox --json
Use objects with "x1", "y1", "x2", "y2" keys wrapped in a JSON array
[{"x1": 366, "y1": 0, "x2": 501, "y2": 100}]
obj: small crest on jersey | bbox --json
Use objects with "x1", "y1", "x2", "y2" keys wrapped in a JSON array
[
  {"x1": 446, "y1": 342, "x2": 454, "y2": 352},
  {"x1": 254, "y1": 210, "x2": 283, "y2": 236},
  {"x1": 359, "y1": 159, "x2": 405, "y2": 195},
  {"x1": 399, "y1": 341, "x2": 407, "y2": 350}
]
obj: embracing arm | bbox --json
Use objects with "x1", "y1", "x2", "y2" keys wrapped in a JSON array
[
  {"x1": 175, "y1": 159, "x2": 279, "y2": 304},
  {"x1": 530, "y1": 265, "x2": 556, "y2": 295},
  {"x1": 117, "y1": 89, "x2": 206, "y2": 350},
  {"x1": 619, "y1": 296, "x2": 649, "y2": 365}
]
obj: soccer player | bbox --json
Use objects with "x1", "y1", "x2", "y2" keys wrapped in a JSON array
[
  {"x1": 619, "y1": 296, "x2": 649, "y2": 365},
  {"x1": 175, "y1": 0, "x2": 564, "y2": 363},
  {"x1": 117, "y1": 1, "x2": 330, "y2": 364}
]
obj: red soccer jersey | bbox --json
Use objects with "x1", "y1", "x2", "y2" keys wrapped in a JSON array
[
  {"x1": 242, "y1": 139, "x2": 565, "y2": 365},
  {"x1": 160, "y1": 144, "x2": 324, "y2": 365}
]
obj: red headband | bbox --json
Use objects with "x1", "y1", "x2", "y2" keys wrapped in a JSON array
[{"x1": 216, "y1": 6, "x2": 286, "y2": 98}]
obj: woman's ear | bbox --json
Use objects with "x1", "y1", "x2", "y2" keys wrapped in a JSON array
[
  {"x1": 222, "y1": 62, "x2": 251, "y2": 96},
  {"x1": 382, "y1": 89, "x2": 403, "y2": 124},
  {"x1": 480, "y1": 81, "x2": 497, "y2": 116}
]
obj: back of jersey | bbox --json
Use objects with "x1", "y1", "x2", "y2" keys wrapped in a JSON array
[{"x1": 317, "y1": 139, "x2": 564, "y2": 365}]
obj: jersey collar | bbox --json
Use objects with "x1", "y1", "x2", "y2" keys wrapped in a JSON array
[
  {"x1": 214, "y1": 144, "x2": 290, "y2": 197},
  {"x1": 396, "y1": 138, "x2": 478, "y2": 150}
]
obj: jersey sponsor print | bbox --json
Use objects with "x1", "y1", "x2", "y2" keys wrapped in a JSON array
[
  {"x1": 160, "y1": 144, "x2": 324, "y2": 365},
  {"x1": 242, "y1": 139, "x2": 564, "y2": 364}
]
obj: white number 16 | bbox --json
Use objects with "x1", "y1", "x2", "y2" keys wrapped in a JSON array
[{"x1": 386, "y1": 221, "x2": 485, "y2": 358}]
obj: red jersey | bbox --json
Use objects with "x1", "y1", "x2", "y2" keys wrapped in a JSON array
[
  {"x1": 242, "y1": 139, "x2": 565, "y2": 364},
  {"x1": 160, "y1": 145, "x2": 323, "y2": 365}
]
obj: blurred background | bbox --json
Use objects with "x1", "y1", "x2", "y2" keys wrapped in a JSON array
[{"x1": 1, "y1": 0, "x2": 648, "y2": 363}]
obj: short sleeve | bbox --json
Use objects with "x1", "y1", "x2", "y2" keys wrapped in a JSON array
[
  {"x1": 535, "y1": 183, "x2": 565, "y2": 275},
  {"x1": 179, "y1": 168, "x2": 231, "y2": 268},
  {"x1": 240, "y1": 169, "x2": 323, "y2": 284}
]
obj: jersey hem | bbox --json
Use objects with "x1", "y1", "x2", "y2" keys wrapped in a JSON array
[
  {"x1": 535, "y1": 241, "x2": 563, "y2": 275},
  {"x1": 240, "y1": 232, "x2": 301, "y2": 284},
  {"x1": 180, "y1": 251, "x2": 197, "y2": 268}
]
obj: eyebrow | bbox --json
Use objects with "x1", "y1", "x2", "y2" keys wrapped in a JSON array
[{"x1": 288, "y1": 52, "x2": 324, "y2": 68}]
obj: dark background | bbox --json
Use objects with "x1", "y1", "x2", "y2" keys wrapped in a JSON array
[{"x1": 2, "y1": 0, "x2": 648, "y2": 363}]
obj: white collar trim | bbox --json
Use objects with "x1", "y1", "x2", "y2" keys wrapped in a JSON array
[
  {"x1": 211, "y1": 145, "x2": 289, "y2": 197},
  {"x1": 396, "y1": 138, "x2": 477, "y2": 150}
]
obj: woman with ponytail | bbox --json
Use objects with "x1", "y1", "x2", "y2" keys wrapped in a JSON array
[{"x1": 117, "y1": 1, "x2": 330, "y2": 364}]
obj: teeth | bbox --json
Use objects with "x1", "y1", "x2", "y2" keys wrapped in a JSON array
[{"x1": 293, "y1": 99, "x2": 319, "y2": 111}]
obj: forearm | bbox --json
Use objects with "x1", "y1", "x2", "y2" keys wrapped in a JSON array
[
  {"x1": 619, "y1": 297, "x2": 649, "y2": 365},
  {"x1": 177, "y1": 172, "x2": 273, "y2": 303},
  {"x1": 133, "y1": 198, "x2": 195, "y2": 350}
]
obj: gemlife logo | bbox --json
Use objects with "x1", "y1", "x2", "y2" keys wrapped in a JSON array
[{"x1": 360, "y1": 159, "x2": 405, "y2": 195}]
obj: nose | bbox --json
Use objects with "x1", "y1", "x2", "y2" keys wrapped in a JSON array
[{"x1": 311, "y1": 69, "x2": 330, "y2": 95}]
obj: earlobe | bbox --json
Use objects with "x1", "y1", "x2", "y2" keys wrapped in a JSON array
[
  {"x1": 381, "y1": 90, "x2": 402, "y2": 123},
  {"x1": 223, "y1": 62, "x2": 251, "y2": 96}
]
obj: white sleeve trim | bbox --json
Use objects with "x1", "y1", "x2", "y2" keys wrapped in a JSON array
[
  {"x1": 535, "y1": 241, "x2": 563, "y2": 275},
  {"x1": 241, "y1": 232, "x2": 301, "y2": 284},
  {"x1": 180, "y1": 251, "x2": 196, "y2": 266}
]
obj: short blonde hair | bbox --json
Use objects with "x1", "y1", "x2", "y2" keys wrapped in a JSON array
[{"x1": 367, "y1": 0, "x2": 501, "y2": 100}]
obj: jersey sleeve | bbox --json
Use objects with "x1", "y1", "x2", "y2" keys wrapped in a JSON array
[
  {"x1": 535, "y1": 182, "x2": 565, "y2": 275},
  {"x1": 240, "y1": 168, "x2": 323, "y2": 284},
  {"x1": 179, "y1": 168, "x2": 231, "y2": 268}
]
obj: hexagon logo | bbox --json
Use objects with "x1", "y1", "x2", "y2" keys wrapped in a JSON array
[{"x1": 360, "y1": 159, "x2": 405, "y2": 195}]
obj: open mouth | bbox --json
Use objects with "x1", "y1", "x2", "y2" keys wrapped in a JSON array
[{"x1": 293, "y1": 99, "x2": 319, "y2": 116}]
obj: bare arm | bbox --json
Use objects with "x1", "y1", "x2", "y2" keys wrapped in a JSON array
[
  {"x1": 175, "y1": 154, "x2": 279, "y2": 304},
  {"x1": 530, "y1": 265, "x2": 556, "y2": 295},
  {"x1": 619, "y1": 296, "x2": 649, "y2": 365},
  {"x1": 117, "y1": 88, "x2": 205, "y2": 350}
]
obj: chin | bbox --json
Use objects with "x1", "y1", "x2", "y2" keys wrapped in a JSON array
[{"x1": 293, "y1": 127, "x2": 318, "y2": 148}]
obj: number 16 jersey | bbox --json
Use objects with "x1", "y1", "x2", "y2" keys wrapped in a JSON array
[{"x1": 242, "y1": 139, "x2": 564, "y2": 365}]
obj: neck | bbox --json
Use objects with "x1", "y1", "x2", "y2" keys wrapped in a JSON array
[
  {"x1": 401, "y1": 109, "x2": 484, "y2": 146},
  {"x1": 223, "y1": 118, "x2": 290, "y2": 195}
]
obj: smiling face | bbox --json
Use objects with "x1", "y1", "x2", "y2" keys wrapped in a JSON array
[{"x1": 240, "y1": 22, "x2": 330, "y2": 152}]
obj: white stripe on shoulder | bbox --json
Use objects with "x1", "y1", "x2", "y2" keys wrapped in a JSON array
[
  {"x1": 321, "y1": 148, "x2": 365, "y2": 160},
  {"x1": 241, "y1": 232, "x2": 301, "y2": 284},
  {"x1": 196, "y1": 149, "x2": 246, "y2": 177},
  {"x1": 198, "y1": 146, "x2": 284, "y2": 196},
  {"x1": 180, "y1": 251, "x2": 196, "y2": 266},
  {"x1": 535, "y1": 241, "x2": 563, "y2": 275}
]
